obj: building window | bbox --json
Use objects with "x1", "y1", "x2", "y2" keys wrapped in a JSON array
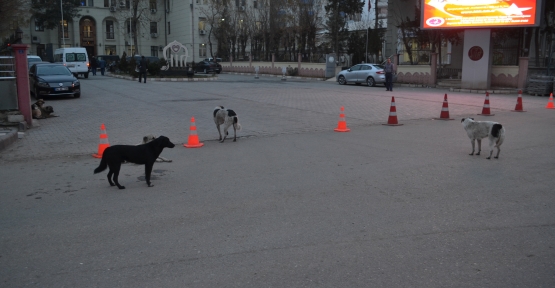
[
  {"x1": 199, "y1": 43, "x2": 206, "y2": 57},
  {"x1": 151, "y1": 46, "x2": 159, "y2": 57},
  {"x1": 83, "y1": 19, "x2": 93, "y2": 38},
  {"x1": 104, "y1": 0, "x2": 116, "y2": 7},
  {"x1": 106, "y1": 20, "x2": 114, "y2": 39},
  {"x1": 88, "y1": 0, "x2": 94, "y2": 6},
  {"x1": 253, "y1": 0, "x2": 257, "y2": 8},
  {"x1": 59, "y1": 20, "x2": 68, "y2": 39},
  {"x1": 167, "y1": 21, "x2": 170, "y2": 34},
  {"x1": 198, "y1": 17, "x2": 206, "y2": 30},
  {"x1": 105, "y1": 45, "x2": 116, "y2": 55},
  {"x1": 35, "y1": 21, "x2": 44, "y2": 31},
  {"x1": 80, "y1": 1, "x2": 86, "y2": 6},
  {"x1": 149, "y1": 0, "x2": 156, "y2": 9},
  {"x1": 150, "y1": 22, "x2": 157, "y2": 34}
]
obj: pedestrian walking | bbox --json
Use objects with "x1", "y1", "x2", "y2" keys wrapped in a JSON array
[
  {"x1": 384, "y1": 58, "x2": 396, "y2": 92},
  {"x1": 90, "y1": 56, "x2": 98, "y2": 76},
  {"x1": 138, "y1": 56, "x2": 147, "y2": 83},
  {"x1": 99, "y1": 58, "x2": 106, "y2": 76}
]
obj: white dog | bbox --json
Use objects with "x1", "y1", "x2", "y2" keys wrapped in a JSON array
[
  {"x1": 140, "y1": 135, "x2": 173, "y2": 162},
  {"x1": 213, "y1": 106, "x2": 242, "y2": 142},
  {"x1": 461, "y1": 118, "x2": 505, "y2": 159}
]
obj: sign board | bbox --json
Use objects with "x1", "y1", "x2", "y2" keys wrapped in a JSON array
[{"x1": 421, "y1": 0, "x2": 542, "y2": 29}]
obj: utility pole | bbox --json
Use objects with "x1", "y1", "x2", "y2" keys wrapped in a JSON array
[{"x1": 61, "y1": 0, "x2": 65, "y2": 46}]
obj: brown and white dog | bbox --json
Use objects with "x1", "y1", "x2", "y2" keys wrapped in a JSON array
[
  {"x1": 31, "y1": 99, "x2": 56, "y2": 119},
  {"x1": 213, "y1": 106, "x2": 242, "y2": 142},
  {"x1": 461, "y1": 118, "x2": 505, "y2": 159}
]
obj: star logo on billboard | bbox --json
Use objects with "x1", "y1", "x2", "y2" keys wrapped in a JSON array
[{"x1": 497, "y1": 3, "x2": 532, "y2": 16}]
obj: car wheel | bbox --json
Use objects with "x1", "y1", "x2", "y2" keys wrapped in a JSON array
[
  {"x1": 338, "y1": 75, "x2": 347, "y2": 85},
  {"x1": 74, "y1": 93, "x2": 81, "y2": 98},
  {"x1": 366, "y1": 76, "x2": 376, "y2": 87},
  {"x1": 216, "y1": 70, "x2": 221, "y2": 74},
  {"x1": 203, "y1": 68, "x2": 207, "y2": 74},
  {"x1": 84, "y1": 72, "x2": 89, "y2": 79}
]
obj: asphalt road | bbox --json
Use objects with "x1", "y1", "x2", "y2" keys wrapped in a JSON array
[{"x1": 1, "y1": 74, "x2": 554, "y2": 287}]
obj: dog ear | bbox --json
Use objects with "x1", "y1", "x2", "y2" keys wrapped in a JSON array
[
  {"x1": 461, "y1": 118, "x2": 465, "y2": 122},
  {"x1": 143, "y1": 136, "x2": 149, "y2": 143},
  {"x1": 470, "y1": 118, "x2": 474, "y2": 120}
]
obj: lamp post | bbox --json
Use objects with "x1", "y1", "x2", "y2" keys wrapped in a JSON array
[{"x1": 60, "y1": 0, "x2": 65, "y2": 46}]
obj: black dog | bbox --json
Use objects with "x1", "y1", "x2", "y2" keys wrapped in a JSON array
[{"x1": 94, "y1": 136, "x2": 175, "y2": 189}]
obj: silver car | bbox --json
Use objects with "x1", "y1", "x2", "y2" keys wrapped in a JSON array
[{"x1": 336, "y1": 63, "x2": 386, "y2": 87}]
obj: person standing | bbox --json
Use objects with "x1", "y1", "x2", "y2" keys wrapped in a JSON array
[
  {"x1": 138, "y1": 56, "x2": 147, "y2": 83},
  {"x1": 99, "y1": 58, "x2": 106, "y2": 76},
  {"x1": 384, "y1": 58, "x2": 396, "y2": 92},
  {"x1": 90, "y1": 56, "x2": 98, "y2": 76}
]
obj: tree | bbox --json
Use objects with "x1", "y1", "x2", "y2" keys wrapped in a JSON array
[
  {"x1": 31, "y1": 0, "x2": 81, "y2": 47},
  {"x1": 0, "y1": 0, "x2": 31, "y2": 40},
  {"x1": 115, "y1": 0, "x2": 162, "y2": 56},
  {"x1": 324, "y1": 0, "x2": 364, "y2": 58},
  {"x1": 31, "y1": 0, "x2": 81, "y2": 30}
]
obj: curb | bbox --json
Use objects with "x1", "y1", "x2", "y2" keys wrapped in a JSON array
[
  {"x1": 0, "y1": 127, "x2": 18, "y2": 152},
  {"x1": 108, "y1": 74, "x2": 219, "y2": 82},
  {"x1": 223, "y1": 72, "x2": 327, "y2": 81}
]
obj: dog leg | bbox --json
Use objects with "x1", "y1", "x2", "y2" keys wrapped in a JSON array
[
  {"x1": 495, "y1": 146, "x2": 501, "y2": 159},
  {"x1": 216, "y1": 124, "x2": 222, "y2": 141},
  {"x1": 232, "y1": 125, "x2": 237, "y2": 142},
  {"x1": 486, "y1": 139, "x2": 495, "y2": 159},
  {"x1": 145, "y1": 163, "x2": 154, "y2": 187},
  {"x1": 469, "y1": 139, "x2": 475, "y2": 155},
  {"x1": 111, "y1": 166, "x2": 125, "y2": 189},
  {"x1": 107, "y1": 170, "x2": 115, "y2": 186},
  {"x1": 220, "y1": 126, "x2": 228, "y2": 143},
  {"x1": 476, "y1": 139, "x2": 481, "y2": 155}
]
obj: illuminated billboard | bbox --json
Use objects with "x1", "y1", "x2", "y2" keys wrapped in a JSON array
[{"x1": 421, "y1": 0, "x2": 542, "y2": 29}]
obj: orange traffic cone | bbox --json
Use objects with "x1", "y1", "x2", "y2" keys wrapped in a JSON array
[
  {"x1": 434, "y1": 93, "x2": 454, "y2": 120},
  {"x1": 478, "y1": 92, "x2": 495, "y2": 116},
  {"x1": 511, "y1": 90, "x2": 526, "y2": 112},
  {"x1": 382, "y1": 96, "x2": 403, "y2": 126},
  {"x1": 183, "y1": 117, "x2": 204, "y2": 148},
  {"x1": 334, "y1": 106, "x2": 350, "y2": 132},
  {"x1": 546, "y1": 93, "x2": 555, "y2": 109},
  {"x1": 92, "y1": 123, "x2": 110, "y2": 158}
]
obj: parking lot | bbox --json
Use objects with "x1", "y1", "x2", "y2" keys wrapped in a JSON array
[{"x1": 1, "y1": 74, "x2": 554, "y2": 287}]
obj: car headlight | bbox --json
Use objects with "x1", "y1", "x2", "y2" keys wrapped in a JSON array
[
  {"x1": 37, "y1": 82, "x2": 49, "y2": 88},
  {"x1": 72, "y1": 80, "x2": 80, "y2": 86}
]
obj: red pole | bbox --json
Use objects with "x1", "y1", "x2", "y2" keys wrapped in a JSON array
[{"x1": 13, "y1": 44, "x2": 32, "y2": 127}]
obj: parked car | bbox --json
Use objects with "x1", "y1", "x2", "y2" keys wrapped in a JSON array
[
  {"x1": 126, "y1": 55, "x2": 161, "y2": 64},
  {"x1": 27, "y1": 55, "x2": 44, "y2": 70},
  {"x1": 195, "y1": 60, "x2": 221, "y2": 74},
  {"x1": 204, "y1": 57, "x2": 222, "y2": 63},
  {"x1": 336, "y1": 63, "x2": 389, "y2": 87},
  {"x1": 29, "y1": 63, "x2": 81, "y2": 98},
  {"x1": 53, "y1": 47, "x2": 90, "y2": 79}
]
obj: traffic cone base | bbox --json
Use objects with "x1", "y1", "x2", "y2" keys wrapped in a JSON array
[
  {"x1": 383, "y1": 96, "x2": 403, "y2": 126},
  {"x1": 334, "y1": 106, "x2": 350, "y2": 132},
  {"x1": 546, "y1": 93, "x2": 555, "y2": 109},
  {"x1": 184, "y1": 117, "x2": 204, "y2": 148},
  {"x1": 93, "y1": 124, "x2": 109, "y2": 158}
]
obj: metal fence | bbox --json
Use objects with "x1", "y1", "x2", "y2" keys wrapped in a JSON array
[{"x1": 0, "y1": 55, "x2": 18, "y2": 110}]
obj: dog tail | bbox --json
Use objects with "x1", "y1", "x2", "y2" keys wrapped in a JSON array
[
  {"x1": 233, "y1": 116, "x2": 242, "y2": 131},
  {"x1": 94, "y1": 157, "x2": 108, "y2": 174}
]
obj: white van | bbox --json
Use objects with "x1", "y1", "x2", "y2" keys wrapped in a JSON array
[{"x1": 53, "y1": 47, "x2": 90, "y2": 78}]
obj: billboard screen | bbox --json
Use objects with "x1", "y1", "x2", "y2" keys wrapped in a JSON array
[{"x1": 421, "y1": 0, "x2": 542, "y2": 29}]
